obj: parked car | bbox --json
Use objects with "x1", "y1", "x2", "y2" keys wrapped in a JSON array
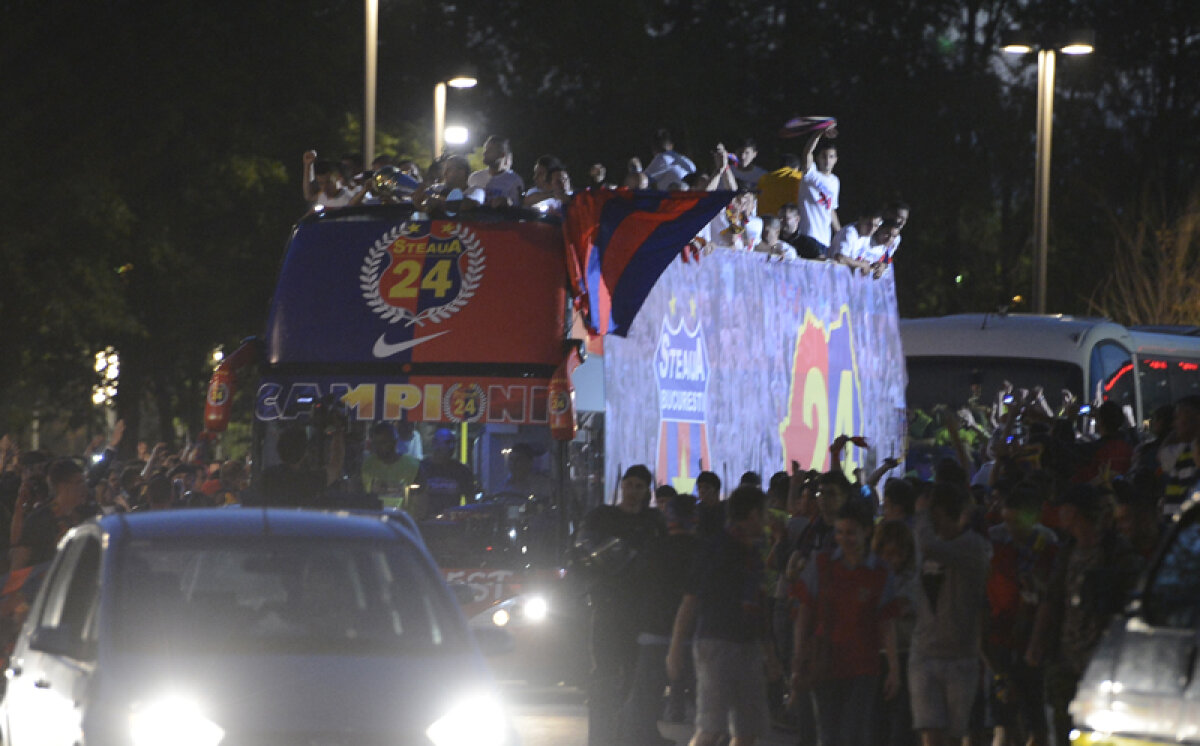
[
  {"x1": 1070, "y1": 484, "x2": 1200, "y2": 745},
  {"x1": 0, "y1": 508, "x2": 515, "y2": 746}
]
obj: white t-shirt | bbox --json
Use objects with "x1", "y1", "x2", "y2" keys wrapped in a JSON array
[
  {"x1": 646, "y1": 151, "x2": 696, "y2": 191},
  {"x1": 707, "y1": 210, "x2": 762, "y2": 251},
  {"x1": 311, "y1": 185, "x2": 359, "y2": 210},
  {"x1": 858, "y1": 238, "x2": 889, "y2": 265},
  {"x1": 731, "y1": 164, "x2": 767, "y2": 192},
  {"x1": 831, "y1": 224, "x2": 870, "y2": 261},
  {"x1": 526, "y1": 190, "x2": 566, "y2": 216},
  {"x1": 758, "y1": 241, "x2": 799, "y2": 261},
  {"x1": 468, "y1": 168, "x2": 525, "y2": 206},
  {"x1": 433, "y1": 184, "x2": 485, "y2": 206},
  {"x1": 799, "y1": 164, "x2": 840, "y2": 245}
]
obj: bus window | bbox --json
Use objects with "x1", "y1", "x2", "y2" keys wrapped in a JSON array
[
  {"x1": 1171, "y1": 360, "x2": 1200, "y2": 401},
  {"x1": 1139, "y1": 358, "x2": 1173, "y2": 415},
  {"x1": 905, "y1": 356, "x2": 1081, "y2": 412},
  {"x1": 1091, "y1": 342, "x2": 1135, "y2": 406}
]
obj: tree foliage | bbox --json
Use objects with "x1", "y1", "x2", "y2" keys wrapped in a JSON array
[{"x1": 1091, "y1": 190, "x2": 1200, "y2": 327}]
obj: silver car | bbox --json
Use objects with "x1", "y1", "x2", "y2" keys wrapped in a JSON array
[
  {"x1": 0, "y1": 509, "x2": 515, "y2": 746},
  {"x1": 1070, "y1": 486, "x2": 1200, "y2": 745}
]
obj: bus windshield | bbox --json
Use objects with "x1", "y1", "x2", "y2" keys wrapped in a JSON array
[{"x1": 905, "y1": 356, "x2": 1083, "y2": 411}]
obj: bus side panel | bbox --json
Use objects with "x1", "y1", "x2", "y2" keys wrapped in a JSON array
[{"x1": 604, "y1": 253, "x2": 907, "y2": 496}]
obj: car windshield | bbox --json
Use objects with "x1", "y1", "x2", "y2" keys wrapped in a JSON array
[{"x1": 112, "y1": 537, "x2": 461, "y2": 655}]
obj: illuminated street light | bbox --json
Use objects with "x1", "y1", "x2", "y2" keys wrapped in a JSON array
[
  {"x1": 1001, "y1": 28, "x2": 1094, "y2": 314},
  {"x1": 93, "y1": 347, "x2": 120, "y2": 408},
  {"x1": 433, "y1": 71, "x2": 477, "y2": 158},
  {"x1": 443, "y1": 126, "x2": 469, "y2": 146}
]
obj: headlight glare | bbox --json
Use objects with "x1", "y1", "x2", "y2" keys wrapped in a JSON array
[
  {"x1": 130, "y1": 695, "x2": 225, "y2": 746},
  {"x1": 524, "y1": 596, "x2": 548, "y2": 622},
  {"x1": 425, "y1": 693, "x2": 507, "y2": 746}
]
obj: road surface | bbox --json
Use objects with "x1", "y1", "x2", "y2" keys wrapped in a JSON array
[{"x1": 506, "y1": 683, "x2": 797, "y2": 745}]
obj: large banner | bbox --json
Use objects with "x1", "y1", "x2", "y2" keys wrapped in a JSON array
[
  {"x1": 266, "y1": 218, "x2": 566, "y2": 369},
  {"x1": 604, "y1": 253, "x2": 907, "y2": 496}
]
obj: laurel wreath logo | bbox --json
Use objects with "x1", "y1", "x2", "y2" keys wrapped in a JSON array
[
  {"x1": 360, "y1": 223, "x2": 486, "y2": 326},
  {"x1": 443, "y1": 383, "x2": 487, "y2": 423}
]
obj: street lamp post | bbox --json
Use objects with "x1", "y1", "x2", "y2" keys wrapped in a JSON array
[
  {"x1": 433, "y1": 73, "x2": 477, "y2": 158},
  {"x1": 1002, "y1": 29, "x2": 1094, "y2": 314},
  {"x1": 364, "y1": 0, "x2": 378, "y2": 167}
]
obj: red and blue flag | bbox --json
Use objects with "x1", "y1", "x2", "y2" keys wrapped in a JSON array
[{"x1": 563, "y1": 188, "x2": 732, "y2": 336}]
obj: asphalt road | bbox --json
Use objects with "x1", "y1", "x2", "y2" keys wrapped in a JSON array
[{"x1": 505, "y1": 683, "x2": 797, "y2": 746}]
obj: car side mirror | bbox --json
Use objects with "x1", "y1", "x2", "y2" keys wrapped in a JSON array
[
  {"x1": 30, "y1": 627, "x2": 94, "y2": 661},
  {"x1": 473, "y1": 626, "x2": 515, "y2": 657}
]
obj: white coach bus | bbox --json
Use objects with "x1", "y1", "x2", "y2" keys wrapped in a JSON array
[{"x1": 900, "y1": 314, "x2": 1200, "y2": 427}]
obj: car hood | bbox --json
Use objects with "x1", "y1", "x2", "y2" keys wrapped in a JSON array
[{"x1": 92, "y1": 650, "x2": 498, "y2": 741}]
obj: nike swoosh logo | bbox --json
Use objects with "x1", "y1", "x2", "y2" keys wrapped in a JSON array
[{"x1": 372, "y1": 330, "x2": 450, "y2": 358}]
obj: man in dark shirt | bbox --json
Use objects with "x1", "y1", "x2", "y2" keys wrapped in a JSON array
[
  {"x1": 414, "y1": 428, "x2": 478, "y2": 519},
  {"x1": 668, "y1": 486, "x2": 779, "y2": 746},
  {"x1": 12, "y1": 459, "x2": 96, "y2": 570},
  {"x1": 617, "y1": 492, "x2": 699, "y2": 743},
  {"x1": 695, "y1": 470, "x2": 726, "y2": 539},
  {"x1": 250, "y1": 424, "x2": 343, "y2": 507},
  {"x1": 577, "y1": 464, "x2": 664, "y2": 746}
]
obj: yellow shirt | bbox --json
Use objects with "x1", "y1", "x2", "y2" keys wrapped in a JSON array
[
  {"x1": 361, "y1": 454, "x2": 420, "y2": 508},
  {"x1": 756, "y1": 167, "x2": 804, "y2": 215}
]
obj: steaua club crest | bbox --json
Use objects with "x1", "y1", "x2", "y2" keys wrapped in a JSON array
[
  {"x1": 207, "y1": 381, "x2": 229, "y2": 407},
  {"x1": 443, "y1": 383, "x2": 486, "y2": 423},
  {"x1": 360, "y1": 222, "x2": 485, "y2": 326},
  {"x1": 549, "y1": 389, "x2": 570, "y2": 417}
]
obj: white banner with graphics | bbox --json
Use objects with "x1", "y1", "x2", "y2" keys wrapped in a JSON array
[{"x1": 604, "y1": 252, "x2": 907, "y2": 497}]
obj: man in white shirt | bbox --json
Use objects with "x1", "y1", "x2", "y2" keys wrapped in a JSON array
[
  {"x1": 796, "y1": 132, "x2": 841, "y2": 258},
  {"x1": 468, "y1": 135, "x2": 525, "y2": 207},
  {"x1": 756, "y1": 216, "x2": 799, "y2": 261},
  {"x1": 302, "y1": 150, "x2": 360, "y2": 211},
  {"x1": 880, "y1": 200, "x2": 911, "y2": 264},
  {"x1": 645, "y1": 128, "x2": 696, "y2": 191},
  {"x1": 831, "y1": 211, "x2": 882, "y2": 267},
  {"x1": 838, "y1": 220, "x2": 899, "y2": 277}
]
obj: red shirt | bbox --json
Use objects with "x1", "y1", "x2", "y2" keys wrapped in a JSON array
[
  {"x1": 792, "y1": 551, "x2": 897, "y2": 678},
  {"x1": 1073, "y1": 437, "x2": 1133, "y2": 483}
]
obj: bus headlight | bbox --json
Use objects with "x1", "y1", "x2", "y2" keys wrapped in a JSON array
[{"x1": 524, "y1": 596, "x2": 548, "y2": 622}]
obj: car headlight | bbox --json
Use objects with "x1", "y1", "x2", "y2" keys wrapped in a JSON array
[
  {"x1": 130, "y1": 696, "x2": 225, "y2": 746},
  {"x1": 491, "y1": 608, "x2": 510, "y2": 627},
  {"x1": 524, "y1": 596, "x2": 548, "y2": 622},
  {"x1": 425, "y1": 693, "x2": 508, "y2": 746}
]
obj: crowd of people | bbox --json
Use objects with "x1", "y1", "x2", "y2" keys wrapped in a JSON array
[
  {"x1": 573, "y1": 390, "x2": 1200, "y2": 746},
  {"x1": 3, "y1": 384, "x2": 1197, "y2": 746},
  {"x1": 300, "y1": 125, "x2": 909, "y2": 276},
  {"x1": 0, "y1": 422, "x2": 253, "y2": 573}
]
